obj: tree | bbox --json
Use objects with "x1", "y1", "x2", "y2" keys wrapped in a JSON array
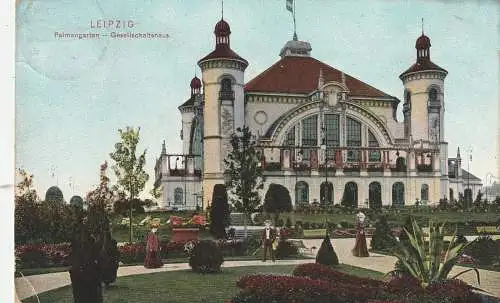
[
  {"x1": 45, "y1": 186, "x2": 64, "y2": 204},
  {"x1": 263, "y1": 183, "x2": 292, "y2": 225},
  {"x1": 15, "y1": 169, "x2": 40, "y2": 244},
  {"x1": 370, "y1": 215, "x2": 397, "y2": 251},
  {"x1": 86, "y1": 162, "x2": 114, "y2": 242},
  {"x1": 109, "y1": 127, "x2": 149, "y2": 243},
  {"x1": 210, "y1": 184, "x2": 231, "y2": 239},
  {"x1": 315, "y1": 233, "x2": 339, "y2": 266},
  {"x1": 224, "y1": 126, "x2": 266, "y2": 239}
]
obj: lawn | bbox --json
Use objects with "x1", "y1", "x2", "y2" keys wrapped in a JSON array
[{"x1": 22, "y1": 264, "x2": 384, "y2": 303}]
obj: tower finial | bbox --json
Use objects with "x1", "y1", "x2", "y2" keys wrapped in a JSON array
[
  {"x1": 222, "y1": 0, "x2": 224, "y2": 19},
  {"x1": 421, "y1": 17, "x2": 424, "y2": 34}
]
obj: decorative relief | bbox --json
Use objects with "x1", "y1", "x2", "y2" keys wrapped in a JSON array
[
  {"x1": 199, "y1": 59, "x2": 247, "y2": 72},
  {"x1": 254, "y1": 110, "x2": 268, "y2": 125}
]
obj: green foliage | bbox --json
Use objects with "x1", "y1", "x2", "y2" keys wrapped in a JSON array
[
  {"x1": 390, "y1": 219, "x2": 480, "y2": 287},
  {"x1": 45, "y1": 186, "x2": 64, "y2": 204},
  {"x1": 370, "y1": 216, "x2": 397, "y2": 251},
  {"x1": 275, "y1": 241, "x2": 299, "y2": 259},
  {"x1": 463, "y1": 235, "x2": 499, "y2": 266},
  {"x1": 263, "y1": 183, "x2": 293, "y2": 225},
  {"x1": 69, "y1": 196, "x2": 84, "y2": 208},
  {"x1": 224, "y1": 126, "x2": 266, "y2": 214},
  {"x1": 100, "y1": 232, "x2": 120, "y2": 286},
  {"x1": 315, "y1": 234, "x2": 339, "y2": 266},
  {"x1": 188, "y1": 240, "x2": 224, "y2": 273},
  {"x1": 285, "y1": 217, "x2": 292, "y2": 228},
  {"x1": 109, "y1": 126, "x2": 149, "y2": 243},
  {"x1": 15, "y1": 169, "x2": 39, "y2": 204},
  {"x1": 210, "y1": 184, "x2": 231, "y2": 239}
]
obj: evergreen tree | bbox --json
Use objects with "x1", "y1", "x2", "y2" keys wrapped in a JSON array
[
  {"x1": 210, "y1": 184, "x2": 231, "y2": 239},
  {"x1": 315, "y1": 233, "x2": 339, "y2": 266},
  {"x1": 370, "y1": 215, "x2": 396, "y2": 251}
]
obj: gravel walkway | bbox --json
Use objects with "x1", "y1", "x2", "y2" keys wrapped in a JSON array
[{"x1": 15, "y1": 237, "x2": 500, "y2": 301}]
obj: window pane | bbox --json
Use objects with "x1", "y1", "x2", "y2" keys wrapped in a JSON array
[
  {"x1": 301, "y1": 115, "x2": 317, "y2": 160},
  {"x1": 346, "y1": 117, "x2": 361, "y2": 161},
  {"x1": 325, "y1": 114, "x2": 339, "y2": 160},
  {"x1": 286, "y1": 126, "x2": 295, "y2": 146},
  {"x1": 368, "y1": 130, "x2": 380, "y2": 161}
]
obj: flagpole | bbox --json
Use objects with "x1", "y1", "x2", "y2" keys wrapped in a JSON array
[{"x1": 293, "y1": 0, "x2": 297, "y2": 40}]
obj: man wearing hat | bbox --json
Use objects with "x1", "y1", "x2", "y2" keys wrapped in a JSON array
[{"x1": 260, "y1": 220, "x2": 277, "y2": 262}]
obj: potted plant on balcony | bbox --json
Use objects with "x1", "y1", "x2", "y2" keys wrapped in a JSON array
[{"x1": 167, "y1": 215, "x2": 206, "y2": 242}]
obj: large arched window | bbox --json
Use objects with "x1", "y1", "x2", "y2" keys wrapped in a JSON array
[
  {"x1": 190, "y1": 118, "x2": 203, "y2": 171},
  {"x1": 342, "y1": 182, "x2": 358, "y2": 208},
  {"x1": 368, "y1": 130, "x2": 380, "y2": 161},
  {"x1": 301, "y1": 115, "x2": 317, "y2": 160},
  {"x1": 421, "y1": 184, "x2": 429, "y2": 202},
  {"x1": 174, "y1": 187, "x2": 184, "y2": 204},
  {"x1": 325, "y1": 114, "x2": 340, "y2": 160},
  {"x1": 295, "y1": 181, "x2": 309, "y2": 205},
  {"x1": 285, "y1": 126, "x2": 295, "y2": 146},
  {"x1": 320, "y1": 181, "x2": 333, "y2": 204},
  {"x1": 392, "y1": 182, "x2": 405, "y2": 207},
  {"x1": 346, "y1": 117, "x2": 361, "y2": 161},
  {"x1": 369, "y1": 182, "x2": 382, "y2": 209}
]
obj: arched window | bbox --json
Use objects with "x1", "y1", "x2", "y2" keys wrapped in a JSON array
[
  {"x1": 301, "y1": 115, "x2": 317, "y2": 160},
  {"x1": 295, "y1": 181, "x2": 309, "y2": 205},
  {"x1": 428, "y1": 88, "x2": 438, "y2": 103},
  {"x1": 449, "y1": 188, "x2": 454, "y2": 202},
  {"x1": 219, "y1": 78, "x2": 234, "y2": 100},
  {"x1": 174, "y1": 187, "x2": 184, "y2": 204},
  {"x1": 320, "y1": 181, "x2": 333, "y2": 204},
  {"x1": 395, "y1": 157, "x2": 406, "y2": 171},
  {"x1": 285, "y1": 126, "x2": 295, "y2": 146},
  {"x1": 369, "y1": 182, "x2": 382, "y2": 209},
  {"x1": 346, "y1": 117, "x2": 361, "y2": 161},
  {"x1": 190, "y1": 118, "x2": 203, "y2": 171},
  {"x1": 392, "y1": 182, "x2": 405, "y2": 207},
  {"x1": 368, "y1": 130, "x2": 380, "y2": 161},
  {"x1": 421, "y1": 184, "x2": 429, "y2": 202},
  {"x1": 341, "y1": 182, "x2": 358, "y2": 208},
  {"x1": 325, "y1": 114, "x2": 340, "y2": 160}
]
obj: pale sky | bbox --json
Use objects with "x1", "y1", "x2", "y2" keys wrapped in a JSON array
[{"x1": 15, "y1": 0, "x2": 499, "y2": 200}]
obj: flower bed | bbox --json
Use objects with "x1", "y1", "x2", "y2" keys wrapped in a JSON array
[
  {"x1": 15, "y1": 243, "x2": 71, "y2": 269},
  {"x1": 231, "y1": 263, "x2": 486, "y2": 303}
]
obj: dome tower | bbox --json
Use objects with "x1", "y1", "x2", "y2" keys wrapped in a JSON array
[{"x1": 198, "y1": 15, "x2": 248, "y2": 208}]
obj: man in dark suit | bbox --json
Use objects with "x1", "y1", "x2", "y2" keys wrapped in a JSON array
[{"x1": 260, "y1": 220, "x2": 277, "y2": 262}]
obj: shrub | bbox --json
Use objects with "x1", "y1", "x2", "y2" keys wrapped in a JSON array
[
  {"x1": 15, "y1": 243, "x2": 71, "y2": 269},
  {"x1": 119, "y1": 242, "x2": 146, "y2": 264},
  {"x1": 263, "y1": 184, "x2": 293, "y2": 224},
  {"x1": 275, "y1": 240, "x2": 299, "y2": 259},
  {"x1": 189, "y1": 240, "x2": 223, "y2": 273},
  {"x1": 315, "y1": 234, "x2": 339, "y2": 266},
  {"x1": 339, "y1": 220, "x2": 349, "y2": 228},
  {"x1": 210, "y1": 184, "x2": 231, "y2": 239},
  {"x1": 100, "y1": 234, "x2": 120, "y2": 287},
  {"x1": 276, "y1": 218, "x2": 284, "y2": 227},
  {"x1": 370, "y1": 216, "x2": 397, "y2": 251},
  {"x1": 463, "y1": 235, "x2": 498, "y2": 265},
  {"x1": 302, "y1": 221, "x2": 310, "y2": 230},
  {"x1": 285, "y1": 217, "x2": 292, "y2": 228}
]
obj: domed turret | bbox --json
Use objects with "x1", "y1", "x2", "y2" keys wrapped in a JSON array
[
  {"x1": 415, "y1": 34, "x2": 431, "y2": 50},
  {"x1": 190, "y1": 76, "x2": 201, "y2": 95},
  {"x1": 45, "y1": 186, "x2": 64, "y2": 204},
  {"x1": 214, "y1": 19, "x2": 231, "y2": 37}
]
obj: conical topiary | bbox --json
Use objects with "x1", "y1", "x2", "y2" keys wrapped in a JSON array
[
  {"x1": 315, "y1": 233, "x2": 339, "y2": 266},
  {"x1": 370, "y1": 215, "x2": 397, "y2": 251}
]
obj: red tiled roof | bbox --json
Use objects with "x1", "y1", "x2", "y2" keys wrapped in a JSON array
[
  {"x1": 244, "y1": 56, "x2": 392, "y2": 98},
  {"x1": 399, "y1": 59, "x2": 447, "y2": 79},
  {"x1": 198, "y1": 45, "x2": 248, "y2": 65}
]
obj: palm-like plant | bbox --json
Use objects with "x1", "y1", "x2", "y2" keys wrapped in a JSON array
[{"x1": 390, "y1": 219, "x2": 480, "y2": 288}]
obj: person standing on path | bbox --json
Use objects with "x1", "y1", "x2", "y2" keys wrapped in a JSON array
[
  {"x1": 260, "y1": 220, "x2": 276, "y2": 262},
  {"x1": 144, "y1": 222, "x2": 163, "y2": 269},
  {"x1": 352, "y1": 211, "x2": 369, "y2": 257}
]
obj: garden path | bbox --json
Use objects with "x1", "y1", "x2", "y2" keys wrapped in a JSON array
[
  {"x1": 301, "y1": 237, "x2": 500, "y2": 298},
  {"x1": 15, "y1": 237, "x2": 500, "y2": 301}
]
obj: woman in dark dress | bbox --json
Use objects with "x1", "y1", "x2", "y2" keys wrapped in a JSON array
[
  {"x1": 352, "y1": 211, "x2": 370, "y2": 257},
  {"x1": 144, "y1": 223, "x2": 163, "y2": 268}
]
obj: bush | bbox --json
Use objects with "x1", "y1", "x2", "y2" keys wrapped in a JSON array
[
  {"x1": 370, "y1": 216, "x2": 397, "y2": 251},
  {"x1": 285, "y1": 217, "x2": 292, "y2": 228},
  {"x1": 275, "y1": 240, "x2": 299, "y2": 259},
  {"x1": 189, "y1": 240, "x2": 224, "y2": 273},
  {"x1": 210, "y1": 184, "x2": 231, "y2": 239},
  {"x1": 315, "y1": 234, "x2": 339, "y2": 266},
  {"x1": 302, "y1": 221, "x2": 310, "y2": 230},
  {"x1": 339, "y1": 220, "x2": 349, "y2": 228},
  {"x1": 276, "y1": 218, "x2": 284, "y2": 227},
  {"x1": 463, "y1": 235, "x2": 498, "y2": 265},
  {"x1": 100, "y1": 234, "x2": 120, "y2": 286},
  {"x1": 15, "y1": 243, "x2": 71, "y2": 269}
]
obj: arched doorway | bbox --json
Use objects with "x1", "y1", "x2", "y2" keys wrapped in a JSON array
[
  {"x1": 392, "y1": 182, "x2": 405, "y2": 208},
  {"x1": 369, "y1": 182, "x2": 382, "y2": 209},
  {"x1": 295, "y1": 181, "x2": 309, "y2": 206},
  {"x1": 320, "y1": 181, "x2": 334, "y2": 204},
  {"x1": 342, "y1": 182, "x2": 358, "y2": 208}
]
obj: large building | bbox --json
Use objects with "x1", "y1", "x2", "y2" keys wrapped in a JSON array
[{"x1": 154, "y1": 16, "x2": 482, "y2": 210}]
